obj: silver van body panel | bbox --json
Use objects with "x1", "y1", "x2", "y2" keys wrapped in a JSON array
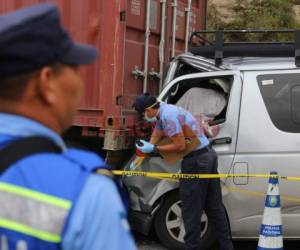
[
  {"x1": 124, "y1": 55, "x2": 300, "y2": 239},
  {"x1": 229, "y1": 69, "x2": 300, "y2": 237}
]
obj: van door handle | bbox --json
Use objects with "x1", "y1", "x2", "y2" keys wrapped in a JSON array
[{"x1": 211, "y1": 137, "x2": 232, "y2": 145}]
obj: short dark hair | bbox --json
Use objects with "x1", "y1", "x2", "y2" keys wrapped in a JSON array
[
  {"x1": 0, "y1": 71, "x2": 36, "y2": 100},
  {"x1": 0, "y1": 63, "x2": 64, "y2": 101}
]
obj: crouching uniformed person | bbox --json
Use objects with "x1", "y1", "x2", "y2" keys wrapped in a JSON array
[
  {"x1": 0, "y1": 3, "x2": 136, "y2": 250},
  {"x1": 133, "y1": 93, "x2": 234, "y2": 250}
]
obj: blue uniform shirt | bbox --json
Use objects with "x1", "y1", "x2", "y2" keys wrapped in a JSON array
[
  {"x1": 155, "y1": 103, "x2": 210, "y2": 150},
  {"x1": 0, "y1": 113, "x2": 136, "y2": 250}
]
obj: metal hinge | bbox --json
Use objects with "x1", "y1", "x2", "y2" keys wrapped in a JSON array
[
  {"x1": 120, "y1": 11, "x2": 126, "y2": 22},
  {"x1": 116, "y1": 96, "x2": 123, "y2": 106},
  {"x1": 132, "y1": 66, "x2": 145, "y2": 79},
  {"x1": 148, "y1": 68, "x2": 160, "y2": 80}
]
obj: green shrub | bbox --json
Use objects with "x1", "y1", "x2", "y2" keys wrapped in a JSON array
[{"x1": 207, "y1": 0, "x2": 300, "y2": 42}]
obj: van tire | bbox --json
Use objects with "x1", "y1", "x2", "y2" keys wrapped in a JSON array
[{"x1": 154, "y1": 191, "x2": 216, "y2": 250}]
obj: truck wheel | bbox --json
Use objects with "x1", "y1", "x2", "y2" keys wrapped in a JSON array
[{"x1": 154, "y1": 192, "x2": 216, "y2": 250}]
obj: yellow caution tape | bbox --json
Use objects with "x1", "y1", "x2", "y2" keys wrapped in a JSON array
[
  {"x1": 112, "y1": 170, "x2": 300, "y2": 204},
  {"x1": 112, "y1": 170, "x2": 300, "y2": 181}
]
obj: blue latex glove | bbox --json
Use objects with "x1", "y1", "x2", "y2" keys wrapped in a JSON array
[{"x1": 135, "y1": 140, "x2": 154, "y2": 153}]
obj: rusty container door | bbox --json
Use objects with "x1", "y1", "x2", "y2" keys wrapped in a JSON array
[
  {"x1": 0, "y1": 0, "x2": 207, "y2": 150},
  {"x1": 0, "y1": 0, "x2": 126, "y2": 132},
  {"x1": 55, "y1": 0, "x2": 127, "y2": 132},
  {"x1": 123, "y1": 0, "x2": 207, "y2": 129}
]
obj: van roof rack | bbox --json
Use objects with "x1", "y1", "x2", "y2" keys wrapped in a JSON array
[{"x1": 189, "y1": 29, "x2": 300, "y2": 67}]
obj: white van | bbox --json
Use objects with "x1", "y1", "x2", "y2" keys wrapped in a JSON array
[{"x1": 123, "y1": 30, "x2": 300, "y2": 249}]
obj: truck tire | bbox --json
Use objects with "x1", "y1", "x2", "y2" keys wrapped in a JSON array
[{"x1": 154, "y1": 191, "x2": 216, "y2": 250}]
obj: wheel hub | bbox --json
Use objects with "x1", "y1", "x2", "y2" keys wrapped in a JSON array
[{"x1": 165, "y1": 200, "x2": 208, "y2": 243}]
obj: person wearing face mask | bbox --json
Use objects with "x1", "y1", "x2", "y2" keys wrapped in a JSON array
[{"x1": 132, "y1": 93, "x2": 234, "y2": 250}]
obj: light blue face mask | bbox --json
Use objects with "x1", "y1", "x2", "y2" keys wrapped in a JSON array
[{"x1": 144, "y1": 112, "x2": 157, "y2": 123}]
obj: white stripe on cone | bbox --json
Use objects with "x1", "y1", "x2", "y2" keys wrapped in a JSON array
[
  {"x1": 258, "y1": 236, "x2": 283, "y2": 248},
  {"x1": 267, "y1": 185, "x2": 279, "y2": 196},
  {"x1": 262, "y1": 207, "x2": 281, "y2": 225}
]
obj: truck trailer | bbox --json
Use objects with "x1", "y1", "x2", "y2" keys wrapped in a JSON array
[{"x1": 0, "y1": 0, "x2": 207, "y2": 165}]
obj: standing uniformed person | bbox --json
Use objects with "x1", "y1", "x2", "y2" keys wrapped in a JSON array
[
  {"x1": 0, "y1": 3, "x2": 136, "y2": 250},
  {"x1": 133, "y1": 93, "x2": 234, "y2": 250}
]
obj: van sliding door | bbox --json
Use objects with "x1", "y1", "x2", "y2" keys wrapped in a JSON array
[{"x1": 232, "y1": 70, "x2": 300, "y2": 238}]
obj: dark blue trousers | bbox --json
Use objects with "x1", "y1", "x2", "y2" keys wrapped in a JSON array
[{"x1": 180, "y1": 147, "x2": 234, "y2": 250}]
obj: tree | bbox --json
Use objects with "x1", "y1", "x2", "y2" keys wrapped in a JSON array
[
  {"x1": 206, "y1": 1, "x2": 223, "y2": 30},
  {"x1": 207, "y1": 0, "x2": 300, "y2": 42}
]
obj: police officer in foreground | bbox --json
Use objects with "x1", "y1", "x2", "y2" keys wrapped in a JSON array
[
  {"x1": 133, "y1": 93, "x2": 234, "y2": 250},
  {"x1": 0, "y1": 3, "x2": 136, "y2": 250}
]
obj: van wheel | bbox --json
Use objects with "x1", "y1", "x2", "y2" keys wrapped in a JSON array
[{"x1": 154, "y1": 192, "x2": 216, "y2": 250}]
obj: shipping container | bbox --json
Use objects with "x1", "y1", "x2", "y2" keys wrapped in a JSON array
[{"x1": 0, "y1": 0, "x2": 207, "y2": 164}]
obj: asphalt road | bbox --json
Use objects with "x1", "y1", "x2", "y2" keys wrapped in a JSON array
[
  {"x1": 137, "y1": 240, "x2": 300, "y2": 250},
  {"x1": 136, "y1": 233, "x2": 300, "y2": 250}
]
